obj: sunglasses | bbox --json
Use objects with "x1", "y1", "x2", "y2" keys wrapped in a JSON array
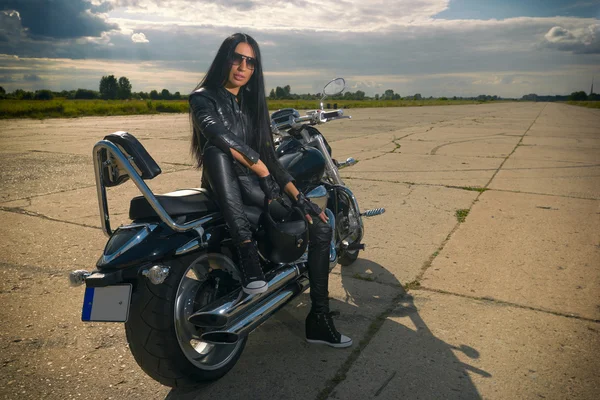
[{"x1": 230, "y1": 52, "x2": 256, "y2": 70}]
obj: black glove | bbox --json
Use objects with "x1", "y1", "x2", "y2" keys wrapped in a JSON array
[
  {"x1": 294, "y1": 192, "x2": 323, "y2": 222},
  {"x1": 259, "y1": 174, "x2": 281, "y2": 201}
]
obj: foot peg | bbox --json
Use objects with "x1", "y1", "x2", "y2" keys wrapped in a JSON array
[
  {"x1": 342, "y1": 242, "x2": 365, "y2": 251},
  {"x1": 337, "y1": 157, "x2": 358, "y2": 169},
  {"x1": 360, "y1": 208, "x2": 385, "y2": 217}
]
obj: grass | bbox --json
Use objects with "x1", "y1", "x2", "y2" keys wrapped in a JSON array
[
  {"x1": 269, "y1": 98, "x2": 489, "y2": 110},
  {"x1": 0, "y1": 99, "x2": 188, "y2": 119},
  {"x1": 455, "y1": 209, "x2": 470, "y2": 223},
  {"x1": 1, "y1": 98, "x2": 497, "y2": 119},
  {"x1": 457, "y1": 186, "x2": 488, "y2": 193},
  {"x1": 567, "y1": 101, "x2": 600, "y2": 109},
  {"x1": 352, "y1": 273, "x2": 375, "y2": 282},
  {"x1": 403, "y1": 280, "x2": 422, "y2": 290}
]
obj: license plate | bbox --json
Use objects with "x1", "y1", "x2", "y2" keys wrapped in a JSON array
[{"x1": 81, "y1": 284, "x2": 132, "y2": 322}]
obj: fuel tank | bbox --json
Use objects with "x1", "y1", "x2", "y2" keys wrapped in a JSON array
[{"x1": 276, "y1": 137, "x2": 326, "y2": 187}]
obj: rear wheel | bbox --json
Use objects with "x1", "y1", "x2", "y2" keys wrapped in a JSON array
[{"x1": 125, "y1": 253, "x2": 246, "y2": 388}]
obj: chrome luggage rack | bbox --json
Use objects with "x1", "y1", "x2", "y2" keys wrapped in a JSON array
[{"x1": 93, "y1": 132, "x2": 210, "y2": 237}]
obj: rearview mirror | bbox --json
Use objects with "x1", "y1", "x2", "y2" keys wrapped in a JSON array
[{"x1": 323, "y1": 78, "x2": 345, "y2": 96}]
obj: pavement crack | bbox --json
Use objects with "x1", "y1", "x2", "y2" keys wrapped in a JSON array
[
  {"x1": 483, "y1": 104, "x2": 547, "y2": 188},
  {"x1": 429, "y1": 134, "x2": 512, "y2": 156},
  {"x1": 411, "y1": 105, "x2": 549, "y2": 285},
  {"x1": 314, "y1": 291, "x2": 408, "y2": 400},
  {"x1": 415, "y1": 286, "x2": 600, "y2": 324},
  {"x1": 0, "y1": 184, "x2": 96, "y2": 205},
  {"x1": 162, "y1": 161, "x2": 193, "y2": 167},
  {"x1": 0, "y1": 206, "x2": 101, "y2": 230},
  {"x1": 489, "y1": 186, "x2": 599, "y2": 201},
  {"x1": 503, "y1": 164, "x2": 600, "y2": 171},
  {"x1": 330, "y1": 271, "x2": 404, "y2": 290},
  {"x1": 374, "y1": 371, "x2": 397, "y2": 397},
  {"x1": 343, "y1": 178, "x2": 599, "y2": 201},
  {"x1": 361, "y1": 138, "x2": 404, "y2": 161}
]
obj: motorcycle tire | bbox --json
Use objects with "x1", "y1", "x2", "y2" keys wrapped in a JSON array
[
  {"x1": 125, "y1": 252, "x2": 247, "y2": 388},
  {"x1": 338, "y1": 245, "x2": 360, "y2": 266}
]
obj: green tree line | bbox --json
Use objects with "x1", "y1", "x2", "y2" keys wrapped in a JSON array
[
  {"x1": 522, "y1": 91, "x2": 599, "y2": 102},
  {"x1": 268, "y1": 86, "x2": 511, "y2": 101},
  {"x1": 1, "y1": 78, "x2": 597, "y2": 103},
  {"x1": 0, "y1": 75, "x2": 185, "y2": 101}
]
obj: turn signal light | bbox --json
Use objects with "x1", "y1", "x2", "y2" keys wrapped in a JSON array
[
  {"x1": 142, "y1": 265, "x2": 170, "y2": 285},
  {"x1": 69, "y1": 270, "x2": 91, "y2": 287}
]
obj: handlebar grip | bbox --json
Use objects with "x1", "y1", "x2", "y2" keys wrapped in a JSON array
[{"x1": 322, "y1": 110, "x2": 342, "y2": 119}]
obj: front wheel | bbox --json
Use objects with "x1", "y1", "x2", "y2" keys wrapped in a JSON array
[
  {"x1": 338, "y1": 245, "x2": 360, "y2": 266},
  {"x1": 125, "y1": 253, "x2": 246, "y2": 388}
]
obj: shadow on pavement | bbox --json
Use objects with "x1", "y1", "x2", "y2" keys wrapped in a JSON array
[
  {"x1": 337, "y1": 258, "x2": 491, "y2": 399},
  {"x1": 165, "y1": 258, "x2": 490, "y2": 400}
]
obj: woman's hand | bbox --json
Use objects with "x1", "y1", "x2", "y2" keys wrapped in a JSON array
[
  {"x1": 295, "y1": 192, "x2": 328, "y2": 224},
  {"x1": 259, "y1": 174, "x2": 281, "y2": 201}
]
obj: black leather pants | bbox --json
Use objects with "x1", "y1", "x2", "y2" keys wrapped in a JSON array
[
  {"x1": 202, "y1": 146, "x2": 332, "y2": 313},
  {"x1": 202, "y1": 146, "x2": 254, "y2": 244}
]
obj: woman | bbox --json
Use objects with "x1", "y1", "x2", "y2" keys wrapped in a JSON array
[{"x1": 189, "y1": 33, "x2": 352, "y2": 348}]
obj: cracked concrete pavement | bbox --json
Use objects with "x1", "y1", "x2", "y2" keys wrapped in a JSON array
[{"x1": 0, "y1": 102, "x2": 598, "y2": 399}]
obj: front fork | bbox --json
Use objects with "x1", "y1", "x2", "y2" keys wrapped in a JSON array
[{"x1": 308, "y1": 131, "x2": 385, "y2": 255}]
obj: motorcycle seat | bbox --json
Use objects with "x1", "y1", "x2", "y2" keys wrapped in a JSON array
[
  {"x1": 129, "y1": 188, "x2": 219, "y2": 221},
  {"x1": 129, "y1": 188, "x2": 265, "y2": 228}
]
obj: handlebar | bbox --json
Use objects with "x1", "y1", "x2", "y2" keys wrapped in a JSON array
[
  {"x1": 293, "y1": 109, "x2": 348, "y2": 125},
  {"x1": 294, "y1": 115, "x2": 314, "y2": 124},
  {"x1": 322, "y1": 110, "x2": 343, "y2": 119},
  {"x1": 271, "y1": 109, "x2": 350, "y2": 133}
]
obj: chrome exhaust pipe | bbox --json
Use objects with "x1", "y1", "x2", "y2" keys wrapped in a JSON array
[
  {"x1": 201, "y1": 277, "x2": 309, "y2": 344},
  {"x1": 188, "y1": 263, "x2": 304, "y2": 328}
]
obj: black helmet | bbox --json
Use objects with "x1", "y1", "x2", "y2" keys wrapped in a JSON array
[{"x1": 258, "y1": 200, "x2": 308, "y2": 264}]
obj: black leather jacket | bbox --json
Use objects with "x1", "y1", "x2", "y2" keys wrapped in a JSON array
[{"x1": 189, "y1": 86, "x2": 294, "y2": 189}]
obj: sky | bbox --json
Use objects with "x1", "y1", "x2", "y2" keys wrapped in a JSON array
[{"x1": 0, "y1": 0, "x2": 599, "y2": 98}]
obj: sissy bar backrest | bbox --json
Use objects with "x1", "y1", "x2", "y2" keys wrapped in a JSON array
[{"x1": 92, "y1": 131, "x2": 205, "y2": 236}]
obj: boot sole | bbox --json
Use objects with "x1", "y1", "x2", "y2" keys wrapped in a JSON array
[{"x1": 306, "y1": 338, "x2": 353, "y2": 348}]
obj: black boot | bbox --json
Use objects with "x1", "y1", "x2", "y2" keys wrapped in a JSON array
[
  {"x1": 306, "y1": 311, "x2": 352, "y2": 348},
  {"x1": 236, "y1": 241, "x2": 268, "y2": 295}
]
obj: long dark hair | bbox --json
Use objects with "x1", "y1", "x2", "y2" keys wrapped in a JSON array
[{"x1": 190, "y1": 32, "x2": 271, "y2": 168}]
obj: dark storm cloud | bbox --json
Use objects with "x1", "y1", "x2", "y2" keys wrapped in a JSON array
[
  {"x1": 0, "y1": 0, "x2": 117, "y2": 39},
  {"x1": 2, "y1": 12, "x2": 598, "y2": 75},
  {"x1": 1, "y1": 0, "x2": 598, "y2": 97},
  {"x1": 0, "y1": 11, "x2": 86, "y2": 59}
]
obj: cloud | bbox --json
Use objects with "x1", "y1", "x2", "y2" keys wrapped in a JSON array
[
  {"x1": 545, "y1": 26, "x2": 577, "y2": 43},
  {"x1": 0, "y1": 0, "x2": 598, "y2": 97},
  {"x1": 131, "y1": 32, "x2": 149, "y2": 43},
  {"x1": 542, "y1": 24, "x2": 600, "y2": 53},
  {"x1": 0, "y1": 10, "x2": 25, "y2": 41},
  {"x1": 23, "y1": 73, "x2": 41, "y2": 81},
  {"x1": 0, "y1": 54, "x2": 203, "y2": 92},
  {"x1": 0, "y1": 0, "x2": 118, "y2": 38},
  {"x1": 351, "y1": 81, "x2": 385, "y2": 91},
  {"x1": 108, "y1": 0, "x2": 450, "y2": 31}
]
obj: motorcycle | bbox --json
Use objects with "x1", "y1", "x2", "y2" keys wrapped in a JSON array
[{"x1": 69, "y1": 78, "x2": 385, "y2": 387}]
